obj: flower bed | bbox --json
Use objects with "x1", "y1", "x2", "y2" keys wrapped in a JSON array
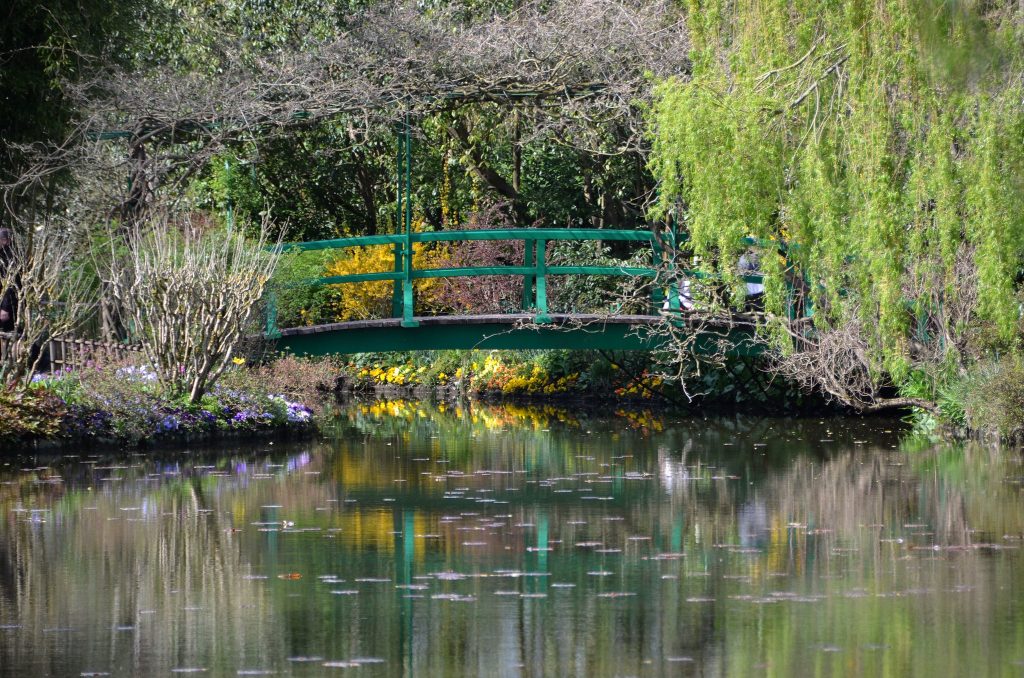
[
  {"x1": 0, "y1": 356, "x2": 336, "y2": 450},
  {"x1": 341, "y1": 349, "x2": 658, "y2": 399}
]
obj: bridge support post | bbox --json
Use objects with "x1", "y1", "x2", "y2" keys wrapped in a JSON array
[
  {"x1": 534, "y1": 239, "x2": 551, "y2": 324},
  {"x1": 653, "y1": 224, "x2": 683, "y2": 313},
  {"x1": 265, "y1": 290, "x2": 281, "y2": 339},
  {"x1": 650, "y1": 233, "x2": 666, "y2": 313},
  {"x1": 397, "y1": 114, "x2": 419, "y2": 328},
  {"x1": 522, "y1": 239, "x2": 536, "y2": 311},
  {"x1": 391, "y1": 244, "x2": 404, "y2": 318},
  {"x1": 401, "y1": 278, "x2": 417, "y2": 327}
]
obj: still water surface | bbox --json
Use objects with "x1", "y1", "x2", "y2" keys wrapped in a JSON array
[{"x1": 2, "y1": 401, "x2": 1024, "y2": 676}]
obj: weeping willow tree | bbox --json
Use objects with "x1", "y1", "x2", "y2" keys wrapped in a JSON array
[{"x1": 649, "y1": 0, "x2": 1024, "y2": 411}]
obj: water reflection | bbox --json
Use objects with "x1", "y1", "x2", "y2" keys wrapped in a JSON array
[{"x1": 0, "y1": 401, "x2": 1023, "y2": 676}]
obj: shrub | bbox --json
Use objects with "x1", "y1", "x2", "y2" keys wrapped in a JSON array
[
  {"x1": 0, "y1": 388, "x2": 66, "y2": 443},
  {"x1": 432, "y1": 205, "x2": 526, "y2": 314},
  {"x1": 546, "y1": 240, "x2": 652, "y2": 314},
  {"x1": 105, "y1": 210, "x2": 281, "y2": 403},
  {"x1": 270, "y1": 249, "x2": 340, "y2": 327},
  {"x1": 959, "y1": 357, "x2": 1024, "y2": 440},
  {"x1": 218, "y1": 355, "x2": 338, "y2": 410}
]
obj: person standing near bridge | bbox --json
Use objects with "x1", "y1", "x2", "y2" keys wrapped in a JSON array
[{"x1": 739, "y1": 249, "x2": 764, "y2": 312}]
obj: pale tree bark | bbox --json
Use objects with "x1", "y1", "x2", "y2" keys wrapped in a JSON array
[
  {"x1": 0, "y1": 215, "x2": 98, "y2": 387},
  {"x1": 104, "y1": 211, "x2": 282, "y2": 403}
]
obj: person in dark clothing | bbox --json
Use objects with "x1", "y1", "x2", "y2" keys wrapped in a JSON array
[{"x1": 0, "y1": 229, "x2": 17, "y2": 332}]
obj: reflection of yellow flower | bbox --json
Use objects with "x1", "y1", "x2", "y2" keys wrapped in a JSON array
[{"x1": 232, "y1": 357, "x2": 246, "y2": 365}]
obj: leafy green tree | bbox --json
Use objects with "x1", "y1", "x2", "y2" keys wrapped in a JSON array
[
  {"x1": 0, "y1": 0, "x2": 142, "y2": 193},
  {"x1": 648, "y1": 0, "x2": 1024, "y2": 410}
]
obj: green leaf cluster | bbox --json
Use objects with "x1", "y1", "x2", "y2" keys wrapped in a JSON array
[{"x1": 649, "y1": 0, "x2": 1024, "y2": 380}]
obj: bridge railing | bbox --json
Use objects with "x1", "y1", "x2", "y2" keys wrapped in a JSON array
[{"x1": 266, "y1": 228, "x2": 770, "y2": 335}]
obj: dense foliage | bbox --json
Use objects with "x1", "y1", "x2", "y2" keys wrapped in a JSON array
[
  {"x1": 7, "y1": 0, "x2": 1024, "y2": 436},
  {"x1": 337, "y1": 348, "x2": 813, "y2": 410},
  {"x1": 649, "y1": 0, "x2": 1024, "y2": 412}
]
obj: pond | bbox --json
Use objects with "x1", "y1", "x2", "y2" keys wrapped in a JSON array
[{"x1": 1, "y1": 400, "x2": 1023, "y2": 676}]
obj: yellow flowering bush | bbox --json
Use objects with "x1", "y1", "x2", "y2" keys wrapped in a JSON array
[
  {"x1": 467, "y1": 353, "x2": 579, "y2": 395},
  {"x1": 613, "y1": 371, "x2": 663, "y2": 399},
  {"x1": 325, "y1": 220, "x2": 451, "y2": 320},
  {"x1": 341, "y1": 350, "x2": 669, "y2": 399}
]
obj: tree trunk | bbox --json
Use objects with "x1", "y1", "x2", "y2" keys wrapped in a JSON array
[{"x1": 447, "y1": 120, "x2": 530, "y2": 226}]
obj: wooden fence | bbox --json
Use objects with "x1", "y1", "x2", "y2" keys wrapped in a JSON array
[{"x1": 46, "y1": 337, "x2": 142, "y2": 372}]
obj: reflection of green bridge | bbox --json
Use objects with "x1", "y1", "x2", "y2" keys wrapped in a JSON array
[{"x1": 267, "y1": 228, "x2": 776, "y2": 356}]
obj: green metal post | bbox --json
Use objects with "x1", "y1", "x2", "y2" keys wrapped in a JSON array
[
  {"x1": 401, "y1": 117, "x2": 418, "y2": 328},
  {"x1": 392, "y1": 245, "x2": 404, "y2": 318},
  {"x1": 522, "y1": 239, "x2": 536, "y2": 310},
  {"x1": 265, "y1": 289, "x2": 280, "y2": 338},
  {"x1": 534, "y1": 239, "x2": 550, "y2": 323},
  {"x1": 650, "y1": 230, "x2": 666, "y2": 313},
  {"x1": 666, "y1": 222, "x2": 681, "y2": 312},
  {"x1": 391, "y1": 128, "x2": 405, "y2": 318}
]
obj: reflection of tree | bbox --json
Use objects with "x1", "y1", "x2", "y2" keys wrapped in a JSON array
[
  {"x1": 2, "y1": 412, "x2": 1023, "y2": 676},
  {"x1": 0, "y1": 449, "x2": 314, "y2": 675},
  {"x1": 760, "y1": 442, "x2": 1024, "y2": 547}
]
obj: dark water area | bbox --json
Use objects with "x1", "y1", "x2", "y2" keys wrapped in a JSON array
[{"x1": 2, "y1": 400, "x2": 1024, "y2": 676}]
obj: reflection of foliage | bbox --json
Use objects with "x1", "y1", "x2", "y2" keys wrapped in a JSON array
[
  {"x1": 343, "y1": 398, "x2": 680, "y2": 443},
  {"x1": 4, "y1": 409, "x2": 1024, "y2": 677}
]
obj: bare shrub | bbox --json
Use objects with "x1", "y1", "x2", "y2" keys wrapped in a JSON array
[
  {"x1": 435, "y1": 203, "x2": 526, "y2": 313},
  {"x1": 104, "y1": 211, "x2": 282, "y2": 403},
  {"x1": 768, "y1": 313, "x2": 939, "y2": 413},
  {"x1": 219, "y1": 355, "x2": 339, "y2": 411},
  {"x1": 0, "y1": 222, "x2": 97, "y2": 386}
]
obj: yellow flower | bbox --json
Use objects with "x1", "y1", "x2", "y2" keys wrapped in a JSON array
[{"x1": 232, "y1": 357, "x2": 246, "y2": 366}]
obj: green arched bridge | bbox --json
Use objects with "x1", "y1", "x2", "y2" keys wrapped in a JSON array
[{"x1": 266, "y1": 228, "x2": 782, "y2": 356}]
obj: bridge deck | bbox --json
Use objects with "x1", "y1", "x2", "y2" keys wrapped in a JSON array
[{"x1": 274, "y1": 313, "x2": 763, "y2": 356}]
